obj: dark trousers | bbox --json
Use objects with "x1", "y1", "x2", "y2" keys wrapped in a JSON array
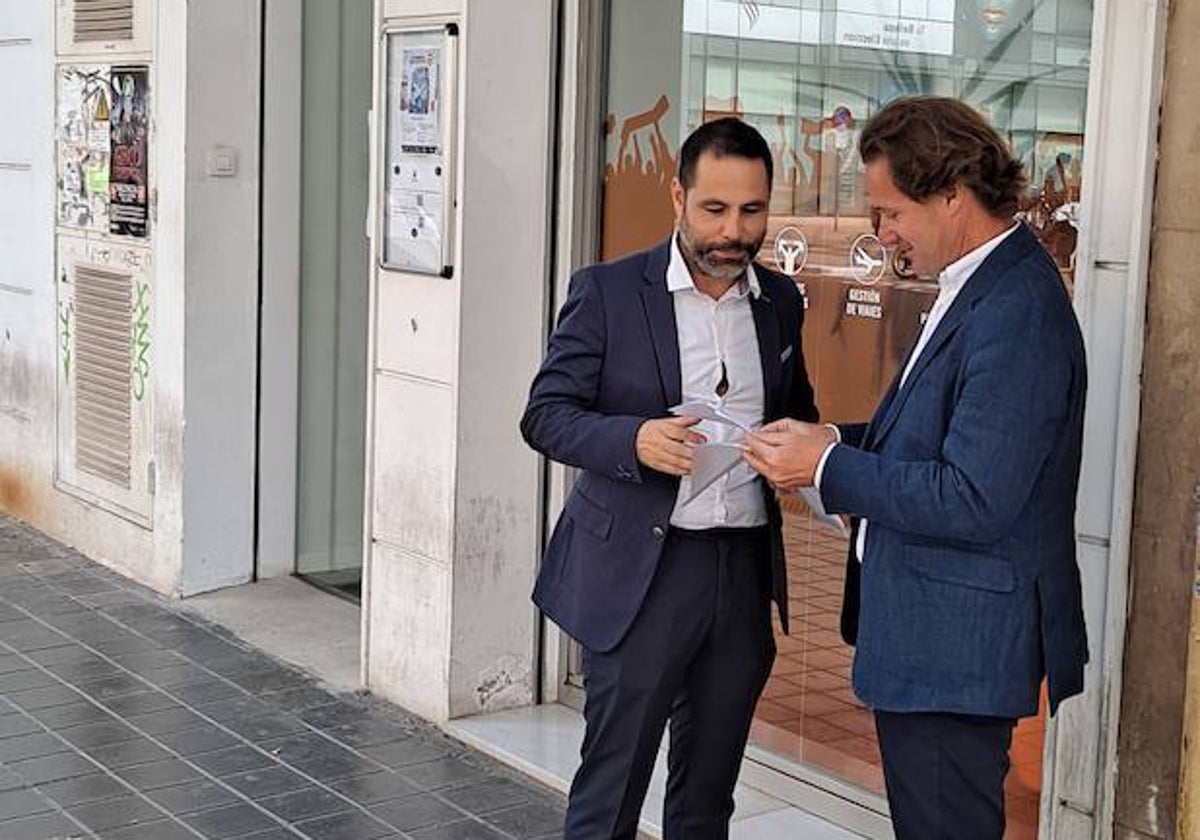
[
  {"x1": 563, "y1": 527, "x2": 776, "y2": 840},
  {"x1": 874, "y1": 710, "x2": 1017, "y2": 840}
]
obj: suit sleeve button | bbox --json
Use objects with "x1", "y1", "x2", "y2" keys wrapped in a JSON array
[{"x1": 652, "y1": 526, "x2": 665, "y2": 539}]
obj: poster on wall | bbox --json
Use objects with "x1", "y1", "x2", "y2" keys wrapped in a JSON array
[
  {"x1": 56, "y1": 64, "x2": 112, "y2": 232},
  {"x1": 108, "y1": 65, "x2": 150, "y2": 238},
  {"x1": 383, "y1": 26, "x2": 458, "y2": 276}
]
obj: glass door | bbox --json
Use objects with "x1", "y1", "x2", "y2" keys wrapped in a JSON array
[
  {"x1": 597, "y1": 0, "x2": 1093, "y2": 835},
  {"x1": 295, "y1": 0, "x2": 374, "y2": 600}
]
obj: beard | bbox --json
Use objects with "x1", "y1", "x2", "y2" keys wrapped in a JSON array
[{"x1": 677, "y1": 216, "x2": 764, "y2": 283}]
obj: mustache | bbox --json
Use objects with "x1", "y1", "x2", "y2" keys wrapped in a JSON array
[{"x1": 698, "y1": 240, "x2": 757, "y2": 260}]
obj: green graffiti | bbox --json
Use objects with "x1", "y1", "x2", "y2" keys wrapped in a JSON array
[
  {"x1": 59, "y1": 303, "x2": 72, "y2": 381},
  {"x1": 131, "y1": 281, "x2": 150, "y2": 401}
]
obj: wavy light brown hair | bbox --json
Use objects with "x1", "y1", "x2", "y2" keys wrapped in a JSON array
[{"x1": 859, "y1": 96, "x2": 1027, "y2": 218}]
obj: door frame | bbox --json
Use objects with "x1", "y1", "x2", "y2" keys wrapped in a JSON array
[{"x1": 540, "y1": 2, "x2": 1167, "y2": 838}]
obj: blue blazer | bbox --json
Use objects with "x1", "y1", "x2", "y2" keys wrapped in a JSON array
[
  {"x1": 823, "y1": 224, "x2": 1088, "y2": 718},
  {"x1": 521, "y1": 239, "x2": 819, "y2": 653}
]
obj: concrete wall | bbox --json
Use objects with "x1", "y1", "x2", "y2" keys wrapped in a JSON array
[
  {"x1": 364, "y1": 0, "x2": 553, "y2": 721},
  {"x1": 1113, "y1": 0, "x2": 1200, "y2": 836}
]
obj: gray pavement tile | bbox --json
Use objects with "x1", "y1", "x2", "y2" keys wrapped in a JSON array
[
  {"x1": 322, "y1": 717, "x2": 415, "y2": 749},
  {"x1": 122, "y1": 707, "x2": 209, "y2": 736},
  {"x1": 295, "y1": 808, "x2": 398, "y2": 839},
  {"x1": 180, "y1": 802, "x2": 279, "y2": 838},
  {"x1": 0, "y1": 810, "x2": 90, "y2": 839},
  {"x1": 255, "y1": 786, "x2": 354, "y2": 822},
  {"x1": 67, "y1": 793, "x2": 165, "y2": 831},
  {"x1": 0, "y1": 788, "x2": 56, "y2": 821},
  {"x1": 410, "y1": 819, "x2": 510, "y2": 840},
  {"x1": 82, "y1": 738, "x2": 173, "y2": 770},
  {"x1": 189, "y1": 745, "x2": 278, "y2": 777},
  {"x1": 289, "y1": 751, "x2": 383, "y2": 783},
  {"x1": 220, "y1": 713, "x2": 307, "y2": 744},
  {"x1": 29, "y1": 701, "x2": 117, "y2": 730},
  {"x1": 114, "y1": 759, "x2": 203, "y2": 791},
  {"x1": 106, "y1": 651, "x2": 186, "y2": 676},
  {"x1": 369, "y1": 792, "x2": 468, "y2": 832},
  {"x1": 482, "y1": 802, "x2": 566, "y2": 839},
  {"x1": 101, "y1": 691, "x2": 181, "y2": 719},
  {"x1": 0, "y1": 712, "x2": 43, "y2": 739},
  {"x1": 296, "y1": 701, "x2": 370, "y2": 731},
  {"x1": 70, "y1": 676, "x2": 148, "y2": 700},
  {"x1": 99, "y1": 819, "x2": 198, "y2": 840},
  {"x1": 259, "y1": 687, "x2": 344, "y2": 714},
  {"x1": 163, "y1": 679, "x2": 244, "y2": 706},
  {"x1": 85, "y1": 636, "x2": 160, "y2": 658},
  {"x1": 26, "y1": 645, "x2": 105, "y2": 667},
  {"x1": 5, "y1": 750, "x2": 100, "y2": 785},
  {"x1": 327, "y1": 771, "x2": 420, "y2": 806},
  {"x1": 73, "y1": 591, "x2": 146, "y2": 610},
  {"x1": 55, "y1": 720, "x2": 141, "y2": 750},
  {"x1": 143, "y1": 779, "x2": 242, "y2": 816},
  {"x1": 391, "y1": 753, "x2": 480, "y2": 787},
  {"x1": 258, "y1": 732, "x2": 351, "y2": 766},
  {"x1": 362, "y1": 738, "x2": 452, "y2": 771},
  {"x1": 0, "y1": 731, "x2": 72, "y2": 762},
  {"x1": 222, "y1": 765, "x2": 310, "y2": 800},
  {"x1": 134, "y1": 664, "x2": 214, "y2": 689},
  {"x1": 0, "y1": 654, "x2": 34, "y2": 674},
  {"x1": 237, "y1": 828, "x2": 305, "y2": 839},
  {"x1": 0, "y1": 696, "x2": 19, "y2": 714},
  {"x1": 37, "y1": 772, "x2": 133, "y2": 807},
  {"x1": 155, "y1": 724, "x2": 241, "y2": 757},
  {"x1": 194, "y1": 695, "x2": 274, "y2": 722},
  {"x1": 440, "y1": 779, "x2": 532, "y2": 816},
  {"x1": 6, "y1": 684, "x2": 86, "y2": 711},
  {"x1": 224, "y1": 669, "x2": 311, "y2": 696},
  {"x1": 0, "y1": 668, "x2": 60, "y2": 693},
  {"x1": 204, "y1": 653, "x2": 282, "y2": 679},
  {"x1": 50, "y1": 661, "x2": 125, "y2": 686}
]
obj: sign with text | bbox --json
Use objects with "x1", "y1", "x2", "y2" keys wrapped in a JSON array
[{"x1": 836, "y1": 0, "x2": 955, "y2": 56}]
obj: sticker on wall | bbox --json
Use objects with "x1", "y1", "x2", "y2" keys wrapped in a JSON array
[
  {"x1": 56, "y1": 65, "x2": 112, "y2": 232},
  {"x1": 849, "y1": 233, "x2": 886, "y2": 285},
  {"x1": 772, "y1": 226, "x2": 809, "y2": 277},
  {"x1": 108, "y1": 65, "x2": 150, "y2": 238}
]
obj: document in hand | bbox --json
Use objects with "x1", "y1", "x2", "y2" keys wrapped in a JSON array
[{"x1": 793, "y1": 486, "x2": 850, "y2": 538}]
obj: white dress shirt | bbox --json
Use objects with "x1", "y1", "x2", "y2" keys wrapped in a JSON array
[
  {"x1": 668, "y1": 235, "x2": 768, "y2": 529},
  {"x1": 817, "y1": 223, "x2": 1019, "y2": 561}
]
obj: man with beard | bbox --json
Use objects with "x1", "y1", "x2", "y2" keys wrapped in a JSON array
[{"x1": 521, "y1": 118, "x2": 818, "y2": 839}]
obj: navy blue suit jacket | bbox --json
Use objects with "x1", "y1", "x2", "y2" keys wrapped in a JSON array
[
  {"x1": 824, "y1": 224, "x2": 1088, "y2": 718},
  {"x1": 521, "y1": 239, "x2": 819, "y2": 653}
]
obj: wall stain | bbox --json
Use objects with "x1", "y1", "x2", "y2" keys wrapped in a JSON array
[{"x1": 0, "y1": 468, "x2": 33, "y2": 519}]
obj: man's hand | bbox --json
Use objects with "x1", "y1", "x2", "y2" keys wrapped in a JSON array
[
  {"x1": 636, "y1": 416, "x2": 706, "y2": 476},
  {"x1": 743, "y1": 421, "x2": 837, "y2": 492}
]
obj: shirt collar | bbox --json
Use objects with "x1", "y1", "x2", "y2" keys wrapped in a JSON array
[
  {"x1": 937, "y1": 222, "x2": 1020, "y2": 293},
  {"x1": 668, "y1": 233, "x2": 761, "y2": 299}
]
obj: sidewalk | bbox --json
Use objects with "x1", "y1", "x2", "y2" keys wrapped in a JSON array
[{"x1": 0, "y1": 514, "x2": 566, "y2": 840}]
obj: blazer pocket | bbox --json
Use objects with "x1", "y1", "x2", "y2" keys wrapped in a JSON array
[
  {"x1": 564, "y1": 488, "x2": 613, "y2": 540},
  {"x1": 907, "y1": 546, "x2": 1015, "y2": 593}
]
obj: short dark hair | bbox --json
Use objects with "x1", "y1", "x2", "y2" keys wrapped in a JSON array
[
  {"x1": 859, "y1": 96, "x2": 1026, "y2": 217},
  {"x1": 678, "y1": 117, "x2": 773, "y2": 189}
]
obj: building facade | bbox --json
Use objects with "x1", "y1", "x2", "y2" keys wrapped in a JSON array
[{"x1": 0, "y1": 0, "x2": 1196, "y2": 837}]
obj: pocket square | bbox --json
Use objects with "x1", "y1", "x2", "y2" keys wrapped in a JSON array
[{"x1": 780, "y1": 345, "x2": 794, "y2": 363}]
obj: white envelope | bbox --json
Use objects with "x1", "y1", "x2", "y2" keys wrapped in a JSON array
[{"x1": 678, "y1": 442, "x2": 745, "y2": 506}]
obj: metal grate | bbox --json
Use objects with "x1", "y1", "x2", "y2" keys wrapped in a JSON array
[
  {"x1": 73, "y1": 264, "x2": 132, "y2": 488},
  {"x1": 73, "y1": 0, "x2": 135, "y2": 43}
]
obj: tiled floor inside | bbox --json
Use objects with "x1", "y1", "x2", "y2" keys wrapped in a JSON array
[
  {"x1": 751, "y1": 510, "x2": 1045, "y2": 840},
  {"x1": 0, "y1": 514, "x2": 565, "y2": 840}
]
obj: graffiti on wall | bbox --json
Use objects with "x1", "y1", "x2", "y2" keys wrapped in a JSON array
[
  {"x1": 130, "y1": 280, "x2": 150, "y2": 401},
  {"x1": 56, "y1": 65, "x2": 112, "y2": 232}
]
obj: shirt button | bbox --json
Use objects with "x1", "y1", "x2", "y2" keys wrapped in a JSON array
[{"x1": 651, "y1": 525, "x2": 665, "y2": 539}]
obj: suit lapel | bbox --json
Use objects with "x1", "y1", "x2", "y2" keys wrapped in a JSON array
[
  {"x1": 640, "y1": 241, "x2": 682, "y2": 408},
  {"x1": 750, "y1": 285, "x2": 782, "y2": 420},
  {"x1": 868, "y1": 223, "x2": 1037, "y2": 448}
]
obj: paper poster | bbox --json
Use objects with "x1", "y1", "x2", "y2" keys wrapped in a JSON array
[
  {"x1": 384, "y1": 30, "x2": 454, "y2": 274},
  {"x1": 56, "y1": 65, "x2": 112, "y2": 231},
  {"x1": 108, "y1": 65, "x2": 150, "y2": 238},
  {"x1": 400, "y1": 47, "x2": 441, "y2": 152}
]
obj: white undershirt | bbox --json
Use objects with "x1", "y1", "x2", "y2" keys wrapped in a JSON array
[{"x1": 667, "y1": 235, "x2": 768, "y2": 529}]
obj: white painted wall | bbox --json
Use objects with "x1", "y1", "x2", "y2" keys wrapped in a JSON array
[
  {"x1": 0, "y1": 1, "x2": 185, "y2": 596},
  {"x1": 364, "y1": 0, "x2": 553, "y2": 721},
  {"x1": 178, "y1": 0, "x2": 263, "y2": 595}
]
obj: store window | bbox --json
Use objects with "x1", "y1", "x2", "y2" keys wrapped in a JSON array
[{"x1": 599, "y1": 1, "x2": 1091, "y2": 834}]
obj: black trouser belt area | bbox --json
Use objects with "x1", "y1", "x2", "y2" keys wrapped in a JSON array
[{"x1": 669, "y1": 525, "x2": 770, "y2": 542}]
